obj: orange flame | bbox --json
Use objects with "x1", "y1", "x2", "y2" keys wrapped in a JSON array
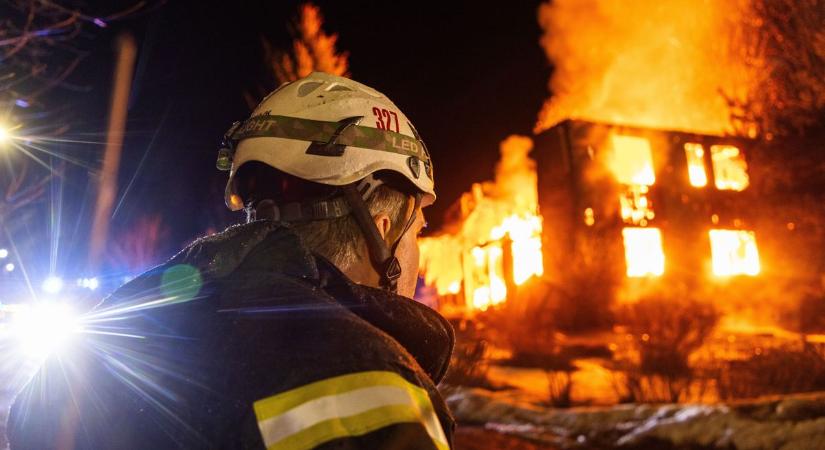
[
  {"x1": 684, "y1": 143, "x2": 709, "y2": 187},
  {"x1": 622, "y1": 227, "x2": 666, "y2": 277},
  {"x1": 709, "y1": 229, "x2": 760, "y2": 276},
  {"x1": 710, "y1": 145, "x2": 750, "y2": 191},
  {"x1": 419, "y1": 136, "x2": 543, "y2": 311}
]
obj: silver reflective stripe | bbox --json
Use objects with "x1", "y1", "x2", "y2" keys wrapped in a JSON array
[{"x1": 253, "y1": 371, "x2": 449, "y2": 449}]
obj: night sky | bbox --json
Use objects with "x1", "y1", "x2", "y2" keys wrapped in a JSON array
[{"x1": 17, "y1": 0, "x2": 550, "y2": 276}]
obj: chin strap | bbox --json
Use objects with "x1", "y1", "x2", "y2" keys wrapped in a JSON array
[{"x1": 342, "y1": 183, "x2": 422, "y2": 294}]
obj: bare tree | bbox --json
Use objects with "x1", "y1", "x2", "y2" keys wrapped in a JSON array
[{"x1": 725, "y1": 0, "x2": 825, "y2": 137}]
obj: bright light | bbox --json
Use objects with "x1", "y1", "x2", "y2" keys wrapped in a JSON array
[
  {"x1": 684, "y1": 143, "x2": 708, "y2": 187},
  {"x1": 609, "y1": 134, "x2": 656, "y2": 186},
  {"x1": 622, "y1": 227, "x2": 665, "y2": 277},
  {"x1": 0, "y1": 248, "x2": 8, "y2": 258},
  {"x1": 11, "y1": 302, "x2": 83, "y2": 358},
  {"x1": 711, "y1": 145, "x2": 749, "y2": 191},
  {"x1": 0, "y1": 125, "x2": 10, "y2": 143},
  {"x1": 709, "y1": 229, "x2": 760, "y2": 276},
  {"x1": 4, "y1": 263, "x2": 14, "y2": 272},
  {"x1": 42, "y1": 276, "x2": 64, "y2": 294},
  {"x1": 78, "y1": 277, "x2": 100, "y2": 290}
]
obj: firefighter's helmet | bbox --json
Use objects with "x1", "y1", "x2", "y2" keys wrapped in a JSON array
[{"x1": 219, "y1": 71, "x2": 434, "y2": 211}]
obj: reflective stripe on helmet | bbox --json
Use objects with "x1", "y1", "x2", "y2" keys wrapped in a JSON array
[
  {"x1": 230, "y1": 113, "x2": 431, "y2": 166},
  {"x1": 253, "y1": 371, "x2": 448, "y2": 450}
]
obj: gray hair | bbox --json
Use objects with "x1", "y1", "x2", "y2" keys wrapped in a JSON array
[
  {"x1": 237, "y1": 162, "x2": 410, "y2": 271},
  {"x1": 293, "y1": 186, "x2": 409, "y2": 271},
  {"x1": 285, "y1": 185, "x2": 409, "y2": 272}
]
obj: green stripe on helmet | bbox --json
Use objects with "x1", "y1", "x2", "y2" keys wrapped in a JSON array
[{"x1": 232, "y1": 113, "x2": 429, "y2": 162}]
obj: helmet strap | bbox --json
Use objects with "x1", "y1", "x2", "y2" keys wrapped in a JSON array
[{"x1": 342, "y1": 184, "x2": 421, "y2": 294}]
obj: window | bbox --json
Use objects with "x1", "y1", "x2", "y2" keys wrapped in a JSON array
[
  {"x1": 609, "y1": 135, "x2": 655, "y2": 186},
  {"x1": 684, "y1": 143, "x2": 708, "y2": 187},
  {"x1": 709, "y1": 229, "x2": 760, "y2": 276},
  {"x1": 711, "y1": 145, "x2": 749, "y2": 191},
  {"x1": 622, "y1": 227, "x2": 665, "y2": 277}
]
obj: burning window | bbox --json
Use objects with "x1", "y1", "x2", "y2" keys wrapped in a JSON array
[
  {"x1": 709, "y1": 229, "x2": 760, "y2": 276},
  {"x1": 622, "y1": 227, "x2": 665, "y2": 277},
  {"x1": 465, "y1": 244, "x2": 507, "y2": 311},
  {"x1": 684, "y1": 143, "x2": 708, "y2": 187},
  {"x1": 710, "y1": 145, "x2": 749, "y2": 191},
  {"x1": 609, "y1": 135, "x2": 656, "y2": 186},
  {"x1": 619, "y1": 185, "x2": 655, "y2": 226},
  {"x1": 491, "y1": 215, "x2": 544, "y2": 285}
]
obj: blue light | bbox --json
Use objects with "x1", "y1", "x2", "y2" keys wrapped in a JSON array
[{"x1": 42, "y1": 276, "x2": 64, "y2": 294}]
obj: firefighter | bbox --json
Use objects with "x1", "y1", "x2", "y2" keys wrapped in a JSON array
[{"x1": 8, "y1": 72, "x2": 454, "y2": 449}]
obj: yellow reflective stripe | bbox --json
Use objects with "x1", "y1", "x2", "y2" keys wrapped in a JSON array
[
  {"x1": 273, "y1": 404, "x2": 449, "y2": 450},
  {"x1": 253, "y1": 371, "x2": 448, "y2": 450}
]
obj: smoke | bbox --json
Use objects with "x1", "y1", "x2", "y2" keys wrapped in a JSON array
[
  {"x1": 490, "y1": 135, "x2": 537, "y2": 209},
  {"x1": 535, "y1": 0, "x2": 757, "y2": 136}
]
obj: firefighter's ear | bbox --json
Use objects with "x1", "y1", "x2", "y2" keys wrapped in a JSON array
[{"x1": 372, "y1": 212, "x2": 392, "y2": 242}]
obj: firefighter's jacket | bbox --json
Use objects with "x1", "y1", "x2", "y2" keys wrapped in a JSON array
[{"x1": 8, "y1": 221, "x2": 456, "y2": 449}]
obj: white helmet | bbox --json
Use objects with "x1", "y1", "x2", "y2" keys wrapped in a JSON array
[
  {"x1": 219, "y1": 71, "x2": 434, "y2": 211},
  {"x1": 216, "y1": 72, "x2": 435, "y2": 293}
]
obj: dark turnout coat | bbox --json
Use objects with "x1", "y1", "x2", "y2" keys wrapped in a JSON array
[{"x1": 8, "y1": 221, "x2": 455, "y2": 449}]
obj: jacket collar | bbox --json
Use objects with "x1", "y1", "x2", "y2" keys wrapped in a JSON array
[{"x1": 315, "y1": 256, "x2": 455, "y2": 384}]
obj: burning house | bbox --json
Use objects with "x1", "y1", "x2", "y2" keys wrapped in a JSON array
[
  {"x1": 420, "y1": 120, "x2": 767, "y2": 314},
  {"x1": 535, "y1": 120, "x2": 760, "y2": 295}
]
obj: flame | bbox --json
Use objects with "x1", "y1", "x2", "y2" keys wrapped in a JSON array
[
  {"x1": 609, "y1": 134, "x2": 657, "y2": 227},
  {"x1": 710, "y1": 145, "x2": 749, "y2": 191},
  {"x1": 709, "y1": 229, "x2": 760, "y2": 276},
  {"x1": 609, "y1": 135, "x2": 656, "y2": 185},
  {"x1": 492, "y1": 215, "x2": 544, "y2": 285},
  {"x1": 622, "y1": 227, "x2": 665, "y2": 277},
  {"x1": 684, "y1": 143, "x2": 709, "y2": 187},
  {"x1": 619, "y1": 185, "x2": 655, "y2": 227},
  {"x1": 536, "y1": 0, "x2": 758, "y2": 135},
  {"x1": 419, "y1": 136, "x2": 543, "y2": 310}
]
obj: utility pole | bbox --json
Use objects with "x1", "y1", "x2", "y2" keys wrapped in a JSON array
[{"x1": 88, "y1": 32, "x2": 136, "y2": 268}]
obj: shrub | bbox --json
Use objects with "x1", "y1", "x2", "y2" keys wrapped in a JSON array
[
  {"x1": 715, "y1": 341, "x2": 825, "y2": 400},
  {"x1": 442, "y1": 319, "x2": 493, "y2": 389},
  {"x1": 613, "y1": 292, "x2": 720, "y2": 403}
]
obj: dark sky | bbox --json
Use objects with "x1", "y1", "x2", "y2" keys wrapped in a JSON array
[{"x1": 32, "y1": 0, "x2": 550, "y2": 272}]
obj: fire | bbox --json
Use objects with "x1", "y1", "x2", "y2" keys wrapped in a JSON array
[
  {"x1": 606, "y1": 133, "x2": 665, "y2": 275},
  {"x1": 622, "y1": 227, "x2": 665, "y2": 277},
  {"x1": 709, "y1": 229, "x2": 760, "y2": 276},
  {"x1": 492, "y1": 215, "x2": 543, "y2": 285},
  {"x1": 610, "y1": 134, "x2": 657, "y2": 226},
  {"x1": 710, "y1": 145, "x2": 749, "y2": 191},
  {"x1": 419, "y1": 136, "x2": 543, "y2": 311},
  {"x1": 535, "y1": 0, "x2": 759, "y2": 135},
  {"x1": 684, "y1": 143, "x2": 709, "y2": 187},
  {"x1": 609, "y1": 135, "x2": 655, "y2": 186}
]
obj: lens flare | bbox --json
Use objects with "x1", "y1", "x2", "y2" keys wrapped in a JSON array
[
  {"x1": 42, "y1": 275, "x2": 64, "y2": 294},
  {"x1": 10, "y1": 302, "x2": 83, "y2": 359}
]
